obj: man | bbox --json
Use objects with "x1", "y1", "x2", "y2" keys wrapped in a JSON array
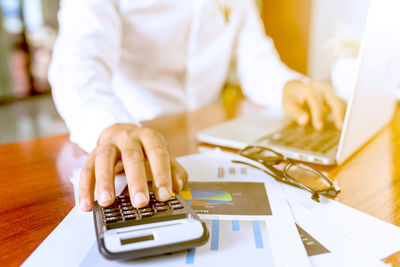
[{"x1": 49, "y1": 0, "x2": 346, "y2": 211}]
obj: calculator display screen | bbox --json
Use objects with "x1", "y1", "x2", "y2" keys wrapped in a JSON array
[{"x1": 120, "y1": 235, "x2": 154, "y2": 245}]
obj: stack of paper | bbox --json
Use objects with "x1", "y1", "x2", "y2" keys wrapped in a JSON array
[
  {"x1": 22, "y1": 149, "x2": 400, "y2": 267},
  {"x1": 178, "y1": 149, "x2": 400, "y2": 267}
]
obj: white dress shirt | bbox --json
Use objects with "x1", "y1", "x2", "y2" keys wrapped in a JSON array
[{"x1": 49, "y1": 0, "x2": 301, "y2": 152}]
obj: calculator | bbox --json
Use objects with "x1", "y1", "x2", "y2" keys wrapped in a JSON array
[{"x1": 93, "y1": 191, "x2": 209, "y2": 260}]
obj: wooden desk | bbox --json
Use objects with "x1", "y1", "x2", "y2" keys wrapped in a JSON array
[{"x1": 1, "y1": 101, "x2": 400, "y2": 266}]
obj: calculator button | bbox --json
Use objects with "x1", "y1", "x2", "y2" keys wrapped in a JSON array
[
  {"x1": 122, "y1": 210, "x2": 135, "y2": 215},
  {"x1": 170, "y1": 204, "x2": 184, "y2": 210},
  {"x1": 123, "y1": 214, "x2": 136, "y2": 220},
  {"x1": 120, "y1": 206, "x2": 133, "y2": 211},
  {"x1": 138, "y1": 208, "x2": 152, "y2": 213},
  {"x1": 140, "y1": 212, "x2": 153, "y2": 218},
  {"x1": 154, "y1": 206, "x2": 167, "y2": 212},
  {"x1": 168, "y1": 200, "x2": 181, "y2": 205},
  {"x1": 104, "y1": 217, "x2": 119, "y2": 223},
  {"x1": 102, "y1": 208, "x2": 117, "y2": 213},
  {"x1": 103, "y1": 212, "x2": 119, "y2": 218},
  {"x1": 154, "y1": 202, "x2": 167, "y2": 207}
]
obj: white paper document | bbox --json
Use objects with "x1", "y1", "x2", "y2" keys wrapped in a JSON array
[
  {"x1": 78, "y1": 218, "x2": 274, "y2": 267},
  {"x1": 283, "y1": 184, "x2": 400, "y2": 260},
  {"x1": 22, "y1": 149, "x2": 400, "y2": 267},
  {"x1": 178, "y1": 149, "x2": 400, "y2": 265},
  {"x1": 288, "y1": 198, "x2": 389, "y2": 267},
  {"x1": 21, "y1": 173, "x2": 128, "y2": 267},
  {"x1": 23, "y1": 151, "x2": 310, "y2": 267}
]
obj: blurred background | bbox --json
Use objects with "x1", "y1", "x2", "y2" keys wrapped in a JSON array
[{"x1": 0, "y1": 0, "x2": 372, "y2": 144}]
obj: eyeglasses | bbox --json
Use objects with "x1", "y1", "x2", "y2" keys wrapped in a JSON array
[{"x1": 232, "y1": 145, "x2": 341, "y2": 202}]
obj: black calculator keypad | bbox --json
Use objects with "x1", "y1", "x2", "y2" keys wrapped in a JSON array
[{"x1": 100, "y1": 194, "x2": 184, "y2": 225}]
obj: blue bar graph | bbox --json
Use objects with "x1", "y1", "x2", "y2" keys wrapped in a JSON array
[
  {"x1": 185, "y1": 220, "x2": 265, "y2": 264},
  {"x1": 232, "y1": 220, "x2": 240, "y2": 231},
  {"x1": 186, "y1": 248, "x2": 196, "y2": 264},
  {"x1": 211, "y1": 219, "x2": 220, "y2": 251},
  {"x1": 252, "y1": 221, "x2": 264, "y2": 249}
]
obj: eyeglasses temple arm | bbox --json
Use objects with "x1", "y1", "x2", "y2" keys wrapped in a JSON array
[{"x1": 231, "y1": 160, "x2": 322, "y2": 202}]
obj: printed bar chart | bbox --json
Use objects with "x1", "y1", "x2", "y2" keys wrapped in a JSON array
[
  {"x1": 217, "y1": 167, "x2": 247, "y2": 178},
  {"x1": 211, "y1": 220, "x2": 220, "y2": 251},
  {"x1": 185, "y1": 219, "x2": 270, "y2": 265},
  {"x1": 232, "y1": 220, "x2": 240, "y2": 231}
]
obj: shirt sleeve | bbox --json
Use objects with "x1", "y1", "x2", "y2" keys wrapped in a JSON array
[
  {"x1": 49, "y1": 0, "x2": 138, "y2": 153},
  {"x1": 235, "y1": 0, "x2": 304, "y2": 108}
]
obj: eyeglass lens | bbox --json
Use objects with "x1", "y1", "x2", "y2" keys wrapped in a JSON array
[
  {"x1": 239, "y1": 146, "x2": 339, "y2": 200},
  {"x1": 285, "y1": 164, "x2": 332, "y2": 192}
]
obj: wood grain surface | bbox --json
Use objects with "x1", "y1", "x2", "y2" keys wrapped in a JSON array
[{"x1": 1, "y1": 101, "x2": 399, "y2": 266}]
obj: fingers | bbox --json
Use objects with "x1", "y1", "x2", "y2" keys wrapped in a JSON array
[
  {"x1": 79, "y1": 124, "x2": 187, "y2": 213},
  {"x1": 94, "y1": 144, "x2": 118, "y2": 207},
  {"x1": 284, "y1": 81, "x2": 344, "y2": 130},
  {"x1": 79, "y1": 152, "x2": 96, "y2": 211},
  {"x1": 170, "y1": 157, "x2": 188, "y2": 192},
  {"x1": 305, "y1": 84, "x2": 325, "y2": 130},
  {"x1": 283, "y1": 97, "x2": 310, "y2": 127},
  {"x1": 140, "y1": 128, "x2": 173, "y2": 201},
  {"x1": 119, "y1": 139, "x2": 149, "y2": 208},
  {"x1": 322, "y1": 89, "x2": 347, "y2": 130}
]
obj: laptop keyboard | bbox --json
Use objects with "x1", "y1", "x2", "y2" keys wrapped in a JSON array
[{"x1": 258, "y1": 122, "x2": 340, "y2": 154}]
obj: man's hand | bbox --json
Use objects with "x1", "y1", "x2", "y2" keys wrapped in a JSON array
[
  {"x1": 283, "y1": 80, "x2": 347, "y2": 130},
  {"x1": 78, "y1": 124, "x2": 188, "y2": 211}
]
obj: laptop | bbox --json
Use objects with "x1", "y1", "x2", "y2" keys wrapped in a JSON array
[{"x1": 197, "y1": 0, "x2": 400, "y2": 165}]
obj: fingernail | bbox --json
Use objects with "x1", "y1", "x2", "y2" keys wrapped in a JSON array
[
  {"x1": 99, "y1": 191, "x2": 113, "y2": 205},
  {"x1": 133, "y1": 192, "x2": 148, "y2": 205},
  {"x1": 79, "y1": 198, "x2": 91, "y2": 211},
  {"x1": 177, "y1": 179, "x2": 184, "y2": 190},
  {"x1": 298, "y1": 114, "x2": 308, "y2": 125},
  {"x1": 158, "y1": 186, "x2": 171, "y2": 200}
]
